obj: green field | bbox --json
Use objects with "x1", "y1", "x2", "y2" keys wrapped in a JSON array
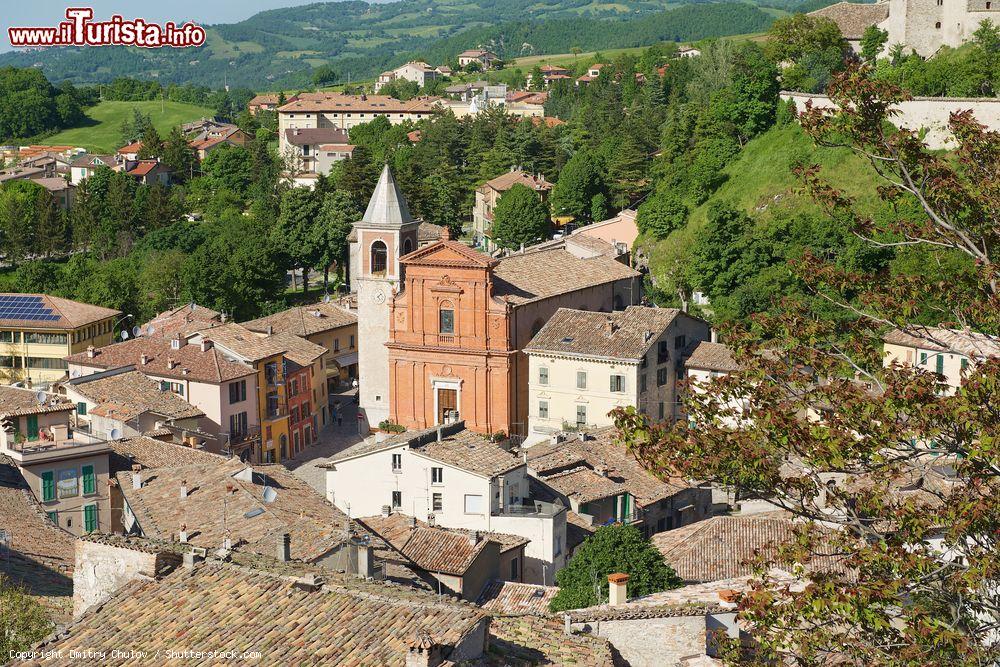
[{"x1": 44, "y1": 100, "x2": 216, "y2": 154}]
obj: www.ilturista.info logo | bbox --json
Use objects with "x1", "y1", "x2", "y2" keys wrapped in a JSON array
[{"x1": 8, "y1": 8, "x2": 206, "y2": 49}]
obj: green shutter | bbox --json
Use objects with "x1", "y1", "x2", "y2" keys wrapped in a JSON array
[
  {"x1": 77, "y1": 402, "x2": 87, "y2": 416},
  {"x1": 46, "y1": 511, "x2": 57, "y2": 525},
  {"x1": 82, "y1": 465, "x2": 95, "y2": 495},
  {"x1": 935, "y1": 354, "x2": 944, "y2": 375},
  {"x1": 26, "y1": 415, "x2": 39, "y2": 440},
  {"x1": 41, "y1": 471, "x2": 55, "y2": 502},
  {"x1": 84, "y1": 504, "x2": 98, "y2": 532}
]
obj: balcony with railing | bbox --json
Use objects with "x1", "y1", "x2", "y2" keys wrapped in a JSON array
[{"x1": 3, "y1": 426, "x2": 109, "y2": 463}]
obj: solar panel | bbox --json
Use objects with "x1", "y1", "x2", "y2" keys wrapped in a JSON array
[{"x1": 0, "y1": 295, "x2": 60, "y2": 322}]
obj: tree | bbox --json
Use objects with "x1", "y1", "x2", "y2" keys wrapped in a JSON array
[
  {"x1": 860, "y1": 25, "x2": 889, "y2": 63},
  {"x1": 549, "y1": 524, "x2": 681, "y2": 612},
  {"x1": 765, "y1": 14, "x2": 847, "y2": 64},
  {"x1": 201, "y1": 145, "x2": 254, "y2": 199},
  {"x1": 137, "y1": 124, "x2": 164, "y2": 159},
  {"x1": 311, "y1": 64, "x2": 338, "y2": 86},
  {"x1": 489, "y1": 183, "x2": 550, "y2": 249},
  {"x1": 273, "y1": 188, "x2": 321, "y2": 293},
  {"x1": 313, "y1": 190, "x2": 360, "y2": 289},
  {"x1": 0, "y1": 576, "x2": 54, "y2": 656},
  {"x1": 0, "y1": 180, "x2": 42, "y2": 263},
  {"x1": 549, "y1": 149, "x2": 606, "y2": 223},
  {"x1": 637, "y1": 188, "x2": 688, "y2": 239},
  {"x1": 161, "y1": 126, "x2": 197, "y2": 182},
  {"x1": 614, "y1": 66, "x2": 1000, "y2": 664}
]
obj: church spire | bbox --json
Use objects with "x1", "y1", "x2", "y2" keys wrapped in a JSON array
[{"x1": 361, "y1": 164, "x2": 414, "y2": 227}]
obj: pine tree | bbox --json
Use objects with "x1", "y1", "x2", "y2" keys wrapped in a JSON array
[{"x1": 161, "y1": 126, "x2": 197, "y2": 182}]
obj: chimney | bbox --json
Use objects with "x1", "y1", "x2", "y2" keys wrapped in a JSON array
[
  {"x1": 381, "y1": 504, "x2": 391, "y2": 517},
  {"x1": 131, "y1": 464, "x2": 142, "y2": 489},
  {"x1": 200, "y1": 339, "x2": 213, "y2": 352},
  {"x1": 427, "y1": 514, "x2": 436, "y2": 527},
  {"x1": 608, "y1": 573, "x2": 629, "y2": 605},
  {"x1": 50, "y1": 424, "x2": 69, "y2": 442},
  {"x1": 643, "y1": 330, "x2": 653, "y2": 343},
  {"x1": 140, "y1": 354, "x2": 149, "y2": 365},
  {"x1": 171, "y1": 334, "x2": 185, "y2": 350},
  {"x1": 278, "y1": 533, "x2": 291, "y2": 562},
  {"x1": 86, "y1": 345, "x2": 96, "y2": 358},
  {"x1": 180, "y1": 480, "x2": 188, "y2": 499},
  {"x1": 182, "y1": 549, "x2": 204, "y2": 569},
  {"x1": 440, "y1": 227, "x2": 450, "y2": 241},
  {"x1": 167, "y1": 357, "x2": 176, "y2": 370},
  {"x1": 606, "y1": 320, "x2": 619, "y2": 335},
  {"x1": 179, "y1": 523, "x2": 188, "y2": 543},
  {"x1": 267, "y1": 325, "x2": 273, "y2": 336},
  {"x1": 467, "y1": 531, "x2": 480, "y2": 546},
  {"x1": 226, "y1": 483, "x2": 235, "y2": 494},
  {"x1": 436, "y1": 426, "x2": 443, "y2": 443},
  {"x1": 356, "y1": 541, "x2": 376, "y2": 578},
  {"x1": 406, "y1": 632, "x2": 442, "y2": 667},
  {"x1": 408, "y1": 515, "x2": 417, "y2": 528},
  {"x1": 710, "y1": 328, "x2": 718, "y2": 344}
]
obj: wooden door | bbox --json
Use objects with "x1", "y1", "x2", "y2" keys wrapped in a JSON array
[{"x1": 438, "y1": 389, "x2": 457, "y2": 424}]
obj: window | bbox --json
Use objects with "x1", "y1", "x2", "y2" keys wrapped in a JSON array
[
  {"x1": 674, "y1": 335, "x2": 686, "y2": 350},
  {"x1": 350, "y1": 335, "x2": 355, "y2": 348},
  {"x1": 26, "y1": 357, "x2": 67, "y2": 370},
  {"x1": 431, "y1": 467, "x2": 443, "y2": 484},
  {"x1": 432, "y1": 493, "x2": 443, "y2": 511},
  {"x1": 510, "y1": 557, "x2": 519, "y2": 580},
  {"x1": 84, "y1": 504, "x2": 98, "y2": 533},
  {"x1": 371, "y1": 241, "x2": 388, "y2": 275},
  {"x1": 439, "y1": 306, "x2": 455, "y2": 334},
  {"x1": 229, "y1": 380, "x2": 247, "y2": 404},
  {"x1": 333, "y1": 338, "x2": 340, "y2": 352},
  {"x1": 935, "y1": 21, "x2": 941, "y2": 28},
  {"x1": 610, "y1": 374, "x2": 625, "y2": 392},
  {"x1": 657, "y1": 341, "x2": 669, "y2": 364},
  {"x1": 57, "y1": 469, "x2": 78, "y2": 499},
  {"x1": 392, "y1": 453, "x2": 402, "y2": 471},
  {"x1": 576, "y1": 371, "x2": 587, "y2": 390},
  {"x1": 76, "y1": 401, "x2": 87, "y2": 416},
  {"x1": 81, "y1": 465, "x2": 96, "y2": 495},
  {"x1": 41, "y1": 471, "x2": 55, "y2": 502},
  {"x1": 576, "y1": 405, "x2": 587, "y2": 427},
  {"x1": 265, "y1": 361, "x2": 279, "y2": 385},
  {"x1": 403, "y1": 238, "x2": 414, "y2": 255},
  {"x1": 920, "y1": 352, "x2": 928, "y2": 366},
  {"x1": 555, "y1": 535, "x2": 562, "y2": 556},
  {"x1": 640, "y1": 374, "x2": 647, "y2": 393},
  {"x1": 26, "y1": 415, "x2": 39, "y2": 440},
  {"x1": 961, "y1": 358, "x2": 969, "y2": 373},
  {"x1": 392, "y1": 491, "x2": 402, "y2": 509},
  {"x1": 936, "y1": 354, "x2": 945, "y2": 376},
  {"x1": 46, "y1": 511, "x2": 57, "y2": 525},
  {"x1": 657, "y1": 368, "x2": 668, "y2": 386},
  {"x1": 538, "y1": 367, "x2": 548, "y2": 385},
  {"x1": 538, "y1": 401, "x2": 548, "y2": 419},
  {"x1": 658, "y1": 402, "x2": 665, "y2": 420},
  {"x1": 229, "y1": 412, "x2": 248, "y2": 438},
  {"x1": 464, "y1": 494, "x2": 484, "y2": 514},
  {"x1": 25, "y1": 332, "x2": 68, "y2": 345}
]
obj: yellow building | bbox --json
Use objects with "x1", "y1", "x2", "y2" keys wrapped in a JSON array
[{"x1": 0, "y1": 294, "x2": 121, "y2": 388}]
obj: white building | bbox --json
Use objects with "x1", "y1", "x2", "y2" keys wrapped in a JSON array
[
  {"x1": 523, "y1": 306, "x2": 711, "y2": 445},
  {"x1": 374, "y1": 62, "x2": 440, "y2": 93},
  {"x1": 883, "y1": 326, "x2": 999, "y2": 393},
  {"x1": 324, "y1": 421, "x2": 568, "y2": 585}
]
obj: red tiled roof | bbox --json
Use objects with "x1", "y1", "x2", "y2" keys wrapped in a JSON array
[
  {"x1": 117, "y1": 141, "x2": 142, "y2": 154},
  {"x1": 65, "y1": 336, "x2": 255, "y2": 384},
  {"x1": 0, "y1": 293, "x2": 119, "y2": 329},
  {"x1": 126, "y1": 160, "x2": 161, "y2": 176}
]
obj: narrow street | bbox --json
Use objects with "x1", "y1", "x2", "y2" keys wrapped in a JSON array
[{"x1": 282, "y1": 389, "x2": 365, "y2": 495}]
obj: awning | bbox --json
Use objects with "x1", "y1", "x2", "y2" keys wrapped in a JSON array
[{"x1": 331, "y1": 352, "x2": 358, "y2": 368}]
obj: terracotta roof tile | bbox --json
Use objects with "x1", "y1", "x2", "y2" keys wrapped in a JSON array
[
  {"x1": 69, "y1": 370, "x2": 204, "y2": 422},
  {"x1": 108, "y1": 435, "x2": 227, "y2": 474},
  {"x1": 493, "y1": 247, "x2": 640, "y2": 305},
  {"x1": 140, "y1": 303, "x2": 222, "y2": 339},
  {"x1": 883, "y1": 326, "x2": 1000, "y2": 358},
  {"x1": 808, "y1": 1, "x2": 889, "y2": 39},
  {"x1": 0, "y1": 387, "x2": 73, "y2": 418},
  {"x1": 0, "y1": 293, "x2": 119, "y2": 329},
  {"x1": 481, "y1": 169, "x2": 553, "y2": 194},
  {"x1": 485, "y1": 616, "x2": 616, "y2": 666},
  {"x1": 243, "y1": 301, "x2": 357, "y2": 337},
  {"x1": 278, "y1": 93, "x2": 441, "y2": 114},
  {"x1": 684, "y1": 341, "x2": 739, "y2": 372},
  {"x1": 193, "y1": 322, "x2": 287, "y2": 362},
  {"x1": 65, "y1": 337, "x2": 255, "y2": 384},
  {"x1": 525, "y1": 306, "x2": 684, "y2": 360},
  {"x1": 39, "y1": 561, "x2": 489, "y2": 665},
  {"x1": 477, "y1": 581, "x2": 558, "y2": 616}
]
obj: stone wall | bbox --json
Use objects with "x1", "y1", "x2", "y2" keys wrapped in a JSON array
[
  {"x1": 570, "y1": 616, "x2": 711, "y2": 667},
  {"x1": 781, "y1": 91, "x2": 1000, "y2": 149},
  {"x1": 72, "y1": 538, "x2": 181, "y2": 618}
]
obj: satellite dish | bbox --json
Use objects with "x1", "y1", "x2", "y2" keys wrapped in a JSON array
[
  {"x1": 146, "y1": 325, "x2": 155, "y2": 336},
  {"x1": 110, "y1": 428, "x2": 122, "y2": 440},
  {"x1": 189, "y1": 302, "x2": 196, "y2": 312},
  {"x1": 262, "y1": 486, "x2": 278, "y2": 504},
  {"x1": 121, "y1": 331, "x2": 129, "y2": 340},
  {"x1": 322, "y1": 294, "x2": 331, "y2": 304},
  {"x1": 131, "y1": 326, "x2": 141, "y2": 338},
  {"x1": 35, "y1": 391, "x2": 47, "y2": 404},
  {"x1": 70, "y1": 370, "x2": 79, "y2": 378}
]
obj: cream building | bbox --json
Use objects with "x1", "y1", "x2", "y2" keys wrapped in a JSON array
[
  {"x1": 883, "y1": 326, "x2": 999, "y2": 393},
  {"x1": 523, "y1": 306, "x2": 711, "y2": 445},
  {"x1": 374, "y1": 62, "x2": 440, "y2": 93},
  {"x1": 0, "y1": 294, "x2": 121, "y2": 388}
]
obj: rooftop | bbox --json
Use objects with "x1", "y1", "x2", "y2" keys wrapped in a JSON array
[
  {"x1": 481, "y1": 168, "x2": 553, "y2": 194},
  {"x1": 0, "y1": 386, "x2": 73, "y2": 418},
  {"x1": 527, "y1": 427, "x2": 693, "y2": 505},
  {"x1": 140, "y1": 303, "x2": 222, "y2": 339},
  {"x1": 883, "y1": 326, "x2": 1000, "y2": 358},
  {"x1": 0, "y1": 293, "x2": 119, "y2": 330},
  {"x1": 485, "y1": 615, "x2": 616, "y2": 666},
  {"x1": 242, "y1": 301, "x2": 357, "y2": 338},
  {"x1": 108, "y1": 435, "x2": 227, "y2": 474},
  {"x1": 685, "y1": 341, "x2": 739, "y2": 373},
  {"x1": 808, "y1": 1, "x2": 888, "y2": 39},
  {"x1": 118, "y1": 459, "x2": 351, "y2": 562},
  {"x1": 265, "y1": 331, "x2": 328, "y2": 367},
  {"x1": 476, "y1": 580, "x2": 558, "y2": 616},
  {"x1": 284, "y1": 127, "x2": 351, "y2": 146},
  {"x1": 278, "y1": 92, "x2": 440, "y2": 114},
  {"x1": 192, "y1": 322, "x2": 287, "y2": 363},
  {"x1": 525, "y1": 306, "x2": 684, "y2": 360},
  {"x1": 492, "y1": 246, "x2": 640, "y2": 306},
  {"x1": 65, "y1": 336, "x2": 255, "y2": 384},
  {"x1": 330, "y1": 422, "x2": 524, "y2": 478},
  {"x1": 68, "y1": 369, "x2": 205, "y2": 422},
  {"x1": 361, "y1": 164, "x2": 417, "y2": 228},
  {"x1": 38, "y1": 560, "x2": 488, "y2": 666}
]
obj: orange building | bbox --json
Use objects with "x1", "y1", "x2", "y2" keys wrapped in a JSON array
[{"x1": 387, "y1": 235, "x2": 642, "y2": 437}]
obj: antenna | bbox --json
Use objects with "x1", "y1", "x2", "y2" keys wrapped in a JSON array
[{"x1": 110, "y1": 428, "x2": 122, "y2": 440}]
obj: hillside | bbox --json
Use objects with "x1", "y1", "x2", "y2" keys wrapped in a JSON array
[
  {"x1": 41, "y1": 100, "x2": 215, "y2": 153},
  {"x1": 0, "y1": 0, "x2": 777, "y2": 89}
]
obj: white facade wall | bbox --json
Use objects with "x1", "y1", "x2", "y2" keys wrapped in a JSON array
[
  {"x1": 782, "y1": 91, "x2": 1000, "y2": 150},
  {"x1": 278, "y1": 108, "x2": 435, "y2": 155},
  {"x1": 883, "y1": 342, "x2": 970, "y2": 392}
]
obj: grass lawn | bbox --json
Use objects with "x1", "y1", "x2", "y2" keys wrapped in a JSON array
[{"x1": 44, "y1": 100, "x2": 216, "y2": 154}]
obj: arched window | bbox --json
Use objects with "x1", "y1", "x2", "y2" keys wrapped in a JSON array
[
  {"x1": 402, "y1": 237, "x2": 414, "y2": 256},
  {"x1": 439, "y1": 301, "x2": 455, "y2": 335},
  {"x1": 370, "y1": 241, "x2": 388, "y2": 275},
  {"x1": 935, "y1": 21, "x2": 941, "y2": 28}
]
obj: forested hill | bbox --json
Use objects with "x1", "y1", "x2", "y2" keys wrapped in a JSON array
[{"x1": 0, "y1": 0, "x2": 777, "y2": 89}]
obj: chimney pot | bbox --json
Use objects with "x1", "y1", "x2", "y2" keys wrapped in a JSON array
[
  {"x1": 427, "y1": 513, "x2": 436, "y2": 527},
  {"x1": 179, "y1": 523, "x2": 188, "y2": 543},
  {"x1": 86, "y1": 345, "x2": 96, "y2": 358},
  {"x1": 608, "y1": 573, "x2": 629, "y2": 605},
  {"x1": 180, "y1": 480, "x2": 188, "y2": 499},
  {"x1": 408, "y1": 515, "x2": 416, "y2": 528},
  {"x1": 131, "y1": 465, "x2": 142, "y2": 489},
  {"x1": 200, "y1": 339, "x2": 213, "y2": 352},
  {"x1": 381, "y1": 504, "x2": 391, "y2": 517},
  {"x1": 140, "y1": 354, "x2": 149, "y2": 365},
  {"x1": 710, "y1": 328, "x2": 718, "y2": 344},
  {"x1": 278, "y1": 532, "x2": 291, "y2": 562}
]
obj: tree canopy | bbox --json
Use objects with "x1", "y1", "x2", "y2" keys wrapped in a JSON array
[{"x1": 489, "y1": 183, "x2": 550, "y2": 249}]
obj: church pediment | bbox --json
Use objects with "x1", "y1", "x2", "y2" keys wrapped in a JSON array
[{"x1": 401, "y1": 240, "x2": 498, "y2": 268}]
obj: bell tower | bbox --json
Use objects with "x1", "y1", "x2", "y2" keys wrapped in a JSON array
[{"x1": 354, "y1": 165, "x2": 419, "y2": 431}]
